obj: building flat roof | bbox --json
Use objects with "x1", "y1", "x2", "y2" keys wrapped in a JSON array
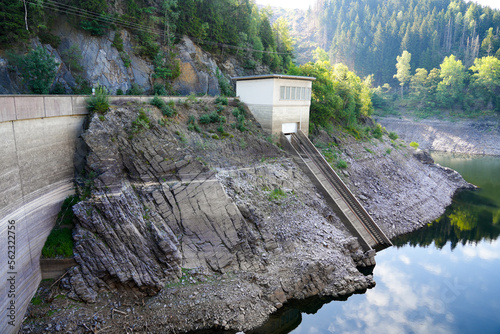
[{"x1": 232, "y1": 74, "x2": 315, "y2": 81}]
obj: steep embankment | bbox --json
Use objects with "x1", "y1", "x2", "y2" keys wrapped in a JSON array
[
  {"x1": 21, "y1": 98, "x2": 470, "y2": 333},
  {"x1": 377, "y1": 116, "x2": 500, "y2": 156},
  {"x1": 310, "y1": 129, "x2": 473, "y2": 239}
]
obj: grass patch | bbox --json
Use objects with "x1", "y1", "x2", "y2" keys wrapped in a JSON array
[
  {"x1": 175, "y1": 130, "x2": 187, "y2": 144},
  {"x1": 41, "y1": 227, "x2": 74, "y2": 258},
  {"x1": 336, "y1": 159, "x2": 348, "y2": 169},
  {"x1": 268, "y1": 188, "x2": 287, "y2": 201}
]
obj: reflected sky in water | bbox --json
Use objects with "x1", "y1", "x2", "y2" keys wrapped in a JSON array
[
  {"x1": 292, "y1": 239, "x2": 500, "y2": 334},
  {"x1": 290, "y1": 154, "x2": 500, "y2": 334}
]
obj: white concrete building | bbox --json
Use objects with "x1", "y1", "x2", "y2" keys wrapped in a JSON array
[{"x1": 233, "y1": 74, "x2": 315, "y2": 137}]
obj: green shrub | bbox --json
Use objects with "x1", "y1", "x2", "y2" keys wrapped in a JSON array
[
  {"x1": 39, "y1": 28, "x2": 61, "y2": 48},
  {"x1": 187, "y1": 115, "x2": 201, "y2": 132},
  {"x1": 112, "y1": 32, "x2": 124, "y2": 52},
  {"x1": 409, "y1": 141, "x2": 420, "y2": 150},
  {"x1": 119, "y1": 51, "x2": 131, "y2": 68},
  {"x1": 388, "y1": 132, "x2": 399, "y2": 140},
  {"x1": 162, "y1": 105, "x2": 175, "y2": 117},
  {"x1": 268, "y1": 188, "x2": 287, "y2": 201},
  {"x1": 216, "y1": 104, "x2": 225, "y2": 113},
  {"x1": 86, "y1": 84, "x2": 109, "y2": 114},
  {"x1": 151, "y1": 96, "x2": 176, "y2": 117},
  {"x1": 153, "y1": 83, "x2": 168, "y2": 96},
  {"x1": 61, "y1": 45, "x2": 84, "y2": 73},
  {"x1": 116, "y1": 88, "x2": 124, "y2": 95},
  {"x1": 50, "y1": 82, "x2": 66, "y2": 95},
  {"x1": 215, "y1": 96, "x2": 228, "y2": 105},
  {"x1": 80, "y1": 14, "x2": 112, "y2": 36},
  {"x1": 216, "y1": 68, "x2": 234, "y2": 96},
  {"x1": 336, "y1": 159, "x2": 348, "y2": 169},
  {"x1": 12, "y1": 47, "x2": 58, "y2": 94},
  {"x1": 199, "y1": 111, "x2": 225, "y2": 124},
  {"x1": 151, "y1": 95, "x2": 166, "y2": 108},
  {"x1": 231, "y1": 105, "x2": 247, "y2": 132},
  {"x1": 371, "y1": 123, "x2": 384, "y2": 139},
  {"x1": 386, "y1": 148, "x2": 392, "y2": 155},
  {"x1": 131, "y1": 110, "x2": 151, "y2": 134},
  {"x1": 199, "y1": 114, "x2": 211, "y2": 124},
  {"x1": 127, "y1": 83, "x2": 143, "y2": 95}
]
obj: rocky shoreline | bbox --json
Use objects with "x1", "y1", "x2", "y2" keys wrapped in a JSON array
[
  {"x1": 20, "y1": 99, "x2": 472, "y2": 333},
  {"x1": 376, "y1": 115, "x2": 500, "y2": 156}
]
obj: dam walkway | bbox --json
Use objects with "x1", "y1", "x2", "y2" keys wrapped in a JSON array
[{"x1": 283, "y1": 130, "x2": 392, "y2": 251}]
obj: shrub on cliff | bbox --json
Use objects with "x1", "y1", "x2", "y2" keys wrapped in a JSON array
[
  {"x1": 86, "y1": 84, "x2": 109, "y2": 114},
  {"x1": 131, "y1": 109, "x2": 151, "y2": 134},
  {"x1": 150, "y1": 95, "x2": 176, "y2": 117},
  {"x1": 410, "y1": 141, "x2": 420, "y2": 150},
  {"x1": 9, "y1": 47, "x2": 58, "y2": 94}
]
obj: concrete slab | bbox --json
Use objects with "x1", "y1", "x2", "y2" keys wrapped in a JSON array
[
  {"x1": 44, "y1": 96, "x2": 73, "y2": 117},
  {"x1": 14, "y1": 96, "x2": 45, "y2": 119},
  {"x1": 71, "y1": 96, "x2": 88, "y2": 115},
  {"x1": 0, "y1": 97, "x2": 16, "y2": 122}
]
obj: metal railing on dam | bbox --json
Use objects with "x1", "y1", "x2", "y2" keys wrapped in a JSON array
[{"x1": 282, "y1": 130, "x2": 392, "y2": 252}]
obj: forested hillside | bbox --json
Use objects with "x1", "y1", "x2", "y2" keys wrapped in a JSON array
[
  {"x1": 279, "y1": 0, "x2": 500, "y2": 86},
  {"x1": 272, "y1": 0, "x2": 500, "y2": 113}
]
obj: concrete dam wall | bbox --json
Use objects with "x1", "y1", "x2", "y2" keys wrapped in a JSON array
[{"x1": 0, "y1": 96, "x2": 88, "y2": 333}]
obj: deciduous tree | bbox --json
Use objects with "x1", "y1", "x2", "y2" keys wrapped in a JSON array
[{"x1": 394, "y1": 50, "x2": 412, "y2": 97}]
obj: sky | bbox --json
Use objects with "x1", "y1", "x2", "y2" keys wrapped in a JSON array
[{"x1": 255, "y1": 0, "x2": 500, "y2": 11}]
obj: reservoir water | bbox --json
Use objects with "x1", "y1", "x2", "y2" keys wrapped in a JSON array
[{"x1": 254, "y1": 153, "x2": 500, "y2": 334}]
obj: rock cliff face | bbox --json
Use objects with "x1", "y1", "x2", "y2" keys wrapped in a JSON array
[{"x1": 0, "y1": 23, "x2": 267, "y2": 95}]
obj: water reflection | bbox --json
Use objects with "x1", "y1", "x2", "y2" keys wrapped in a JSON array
[
  {"x1": 274, "y1": 154, "x2": 500, "y2": 334},
  {"x1": 285, "y1": 237, "x2": 500, "y2": 334},
  {"x1": 393, "y1": 190, "x2": 500, "y2": 249}
]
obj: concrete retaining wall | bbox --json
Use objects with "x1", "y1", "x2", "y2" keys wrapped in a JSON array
[
  {"x1": 0, "y1": 95, "x2": 90, "y2": 333},
  {"x1": 40, "y1": 258, "x2": 78, "y2": 280},
  {"x1": 0, "y1": 94, "x2": 207, "y2": 333}
]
